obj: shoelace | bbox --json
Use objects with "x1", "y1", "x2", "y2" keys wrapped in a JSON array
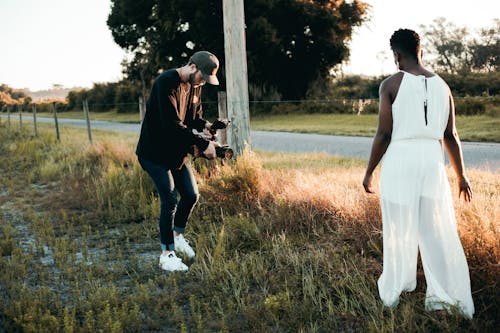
[
  {"x1": 167, "y1": 253, "x2": 182, "y2": 261},
  {"x1": 176, "y1": 235, "x2": 190, "y2": 245}
]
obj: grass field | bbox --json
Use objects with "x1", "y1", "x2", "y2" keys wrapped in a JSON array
[
  {"x1": 250, "y1": 114, "x2": 500, "y2": 142},
  {"x1": 31, "y1": 110, "x2": 143, "y2": 123},
  {"x1": 0, "y1": 124, "x2": 498, "y2": 332},
  {"x1": 21, "y1": 110, "x2": 500, "y2": 142}
]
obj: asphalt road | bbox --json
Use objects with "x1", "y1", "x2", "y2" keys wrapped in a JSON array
[{"x1": 10, "y1": 116, "x2": 500, "y2": 172}]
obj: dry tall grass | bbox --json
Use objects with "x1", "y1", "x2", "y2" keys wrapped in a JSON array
[{"x1": 0, "y1": 124, "x2": 498, "y2": 332}]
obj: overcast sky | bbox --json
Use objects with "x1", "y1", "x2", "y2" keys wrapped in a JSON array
[{"x1": 0, "y1": 0, "x2": 498, "y2": 91}]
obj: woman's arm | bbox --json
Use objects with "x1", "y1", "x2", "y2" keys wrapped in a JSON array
[
  {"x1": 443, "y1": 92, "x2": 472, "y2": 202},
  {"x1": 363, "y1": 79, "x2": 394, "y2": 193}
]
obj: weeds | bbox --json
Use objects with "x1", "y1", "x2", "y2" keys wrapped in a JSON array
[{"x1": 0, "y1": 124, "x2": 498, "y2": 332}]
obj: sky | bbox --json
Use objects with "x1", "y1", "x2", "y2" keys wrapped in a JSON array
[
  {"x1": 344, "y1": 0, "x2": 499, "y2": 76},
  {"x1": 0, "y1": 0, "x2": 498, "y2": 91}
]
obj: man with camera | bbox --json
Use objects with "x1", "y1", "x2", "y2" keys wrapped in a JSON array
[{"x1": 136, "y1": 51, "x2": 225, "y2": 272}]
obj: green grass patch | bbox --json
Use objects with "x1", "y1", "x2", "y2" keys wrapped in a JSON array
[
  {"x1": 251, "y1": 113, "x2": 378, "y2": 137},
  {"x1": 32, "y1": 109, "x2": 141, "y2": 123},
  {"x1": 455, "y1": 115, "x2": 500, "y2": 142},
  {"x1": 251, "y1": 113, "x2": 500, "y2": 142}
]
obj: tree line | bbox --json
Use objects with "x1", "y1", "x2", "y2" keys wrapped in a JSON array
[
  {"x1": 107, "y1": 0, "x2": 498, "y2": 100},
  {"x1": 2, "y1": 72, "x2": 497, "y2": 118},
  {"x1": 1, "y1": 2, "x2": 497, "y2": 117}
]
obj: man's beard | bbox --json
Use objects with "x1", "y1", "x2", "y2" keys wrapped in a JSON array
[
  {"x1": 189, "y1": 73, "x2": 199, "y2": 87},
  {"x1": 189, "y1": 73, "x2": 204, "y2": 87}
]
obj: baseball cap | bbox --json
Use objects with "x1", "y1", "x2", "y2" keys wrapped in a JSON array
[{"x1": 190, "y1": 51, "x2": 220, "y2": 85}]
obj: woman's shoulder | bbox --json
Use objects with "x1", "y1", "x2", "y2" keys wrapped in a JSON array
[{"x1": 380, "y1": 72, "x2": 404, "y2": 95}]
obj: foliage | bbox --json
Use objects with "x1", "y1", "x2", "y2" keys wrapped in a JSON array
[
  {"x1": 469, "y1": 20, "x2": 500, "y2": 72},
  {"x1": 454, "y1": 97, "x2": 486, "y2": 116},
  {"x1": 107, "y1": 0, "x2": 369, "y2": 100},
  {"x1": 0, "y1": 84, "x2": 30, "y2": 110},
  {"x1": 32, "y1": 100, "x2": 70, "y2": 113},
  {"x1": 67, "y1": 80, "x2": 142, "y2": 113},
  {"x1": 39, "y1": 69, "x2": 500, "y2": 116},
  {"x1": 0, "y1": 83, "x2": 28, "y2": 100},
  {"x1": 439, "y1": 70, "x2": 500, "y2": 97}
]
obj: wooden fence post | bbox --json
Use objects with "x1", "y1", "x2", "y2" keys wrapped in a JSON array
[
  {"x1": 83, "y1": 99, "x2": 92, "y2": 144},
  {"x1": 217, "y1": 91, "x2": 228, "y2": 145},
  {"x1": 139, "y1": 96, "x2": 146, "y2": 122},
  {"x1": 7, "y1": 106, "x2": 11, "y2": 130},
  {"x1": 19, "y1": 106, "x2": 23, "y2": 131},
  {"x1": 52, "y1": 102, "x2": 60, "y2": 141},
  {"x1": 32, "y1": 104, "x2": 38, "y2": 137}
]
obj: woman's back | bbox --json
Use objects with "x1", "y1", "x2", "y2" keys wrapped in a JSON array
[{"x1": 391, "y1": 71, "x2": 450, "y2": 141}]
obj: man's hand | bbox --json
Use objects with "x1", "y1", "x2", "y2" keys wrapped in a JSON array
[
  {"x1": 458, "y1": 176, "x2": 472, "y2": 202},
  {"x1": 211, "y1": 119, "x2": 230, "y2": 130},
  {"x1": 201, "y1": 141, "x2": 219, "y2": 160},
  {"x1": 363, "y1": 173, "x2": 375, "y2": 194}
]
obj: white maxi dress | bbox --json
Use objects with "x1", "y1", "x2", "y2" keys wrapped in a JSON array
[{"x1": 378, "y1": 71, "x2": 474, "y2": 318}]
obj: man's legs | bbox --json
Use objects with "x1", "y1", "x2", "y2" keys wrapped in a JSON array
[
  {"x1": 171, "y1": 163, "x2": 199, "y2": 234},
  {"x1": 170, "y1": 163, "x2": 199, "y2": 258},
  {"x1": 138, "y1": 157, "x2": 177, "y2": 251}
]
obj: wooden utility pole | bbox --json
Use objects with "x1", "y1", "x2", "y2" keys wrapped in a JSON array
[{"x1": 222, "y1": 0, "x2": 251, "y2": 156}]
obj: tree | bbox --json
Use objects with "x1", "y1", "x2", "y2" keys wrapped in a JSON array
[
  {"x1": 420, "y1": 18, "x2": 499, "y2": 74},
  {"x1": 107, "y1": 0, "x2": 368, "y2": 100},
  {"x1": 469, "y1": 19, "x2": 499, "y2": 72},
  {"x1": 0, "y1": 84, "x2": 29, "y2": 109},
  {"x1": 0, "y1": 91, "x2": 16, "y2": 110},
  {"x1": 420, "y1": 18, "x2": 471, "y2": 73}
]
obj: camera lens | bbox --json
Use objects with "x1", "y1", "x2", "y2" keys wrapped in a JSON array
[{"x1": 216, "y1": 146, "x2": 233, "y2": 159}]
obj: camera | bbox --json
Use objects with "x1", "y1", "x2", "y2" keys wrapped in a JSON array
[
  {"x1": 191, "y1": 118, "x2": 233, "y2": 160},
  {"x1": 215, "y1": 145, "x2": 233, "y2": 159}
]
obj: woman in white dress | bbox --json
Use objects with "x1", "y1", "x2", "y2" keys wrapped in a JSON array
[{"x1": 362, "y1": 29, "x2": 474, "y2": 318}]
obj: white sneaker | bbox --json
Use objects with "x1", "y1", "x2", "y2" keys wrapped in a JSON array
[
  {"x1": 174, "y1": 234, "x2": 195, "y2": 259},
  {"x1": 159, "y1": 252, "x2": 188, "y2": 272}
]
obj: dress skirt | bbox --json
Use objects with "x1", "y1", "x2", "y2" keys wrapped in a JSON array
[{"x1": 379, "y1": 138, "x2": 474, "y2": 318}]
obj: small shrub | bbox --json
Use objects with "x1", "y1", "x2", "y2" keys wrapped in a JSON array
[
  {"x1": 0, "y1": 237, "x2": 16, "y2": 257},
  {"x1": 207, "y1": 148, "x2": 263, "y2": 202},
  {"x1": 224, "y1": 216, "x2": 261, "y2": 252},
  {"x1": 0, "y1": 223, "x2": 16, "y2": 256},
  {"x1": 362, "y1": 100, "x2": 379, "y2": 114},
  {"x1": 485, "y1": 105, "x2": 500, "y2": 117},
  {"x1": 270, "y1": 102, "x2": 302, "y2": 115},
  {"x1": 454, "y1": 97, "x2": 487, "y2": 115}
]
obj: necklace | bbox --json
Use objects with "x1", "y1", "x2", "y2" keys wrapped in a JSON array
[{"x1": 181, "y1": 83, "x2": 190, "y2": 95}]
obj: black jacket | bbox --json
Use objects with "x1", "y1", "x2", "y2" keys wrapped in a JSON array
[{"x1": 136, "y1": 69, "x2": 210, "y2": 169}]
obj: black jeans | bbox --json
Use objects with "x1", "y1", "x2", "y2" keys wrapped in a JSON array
[{"x1": 138, "y1": 157, "x2": 199, "y2": 251}]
